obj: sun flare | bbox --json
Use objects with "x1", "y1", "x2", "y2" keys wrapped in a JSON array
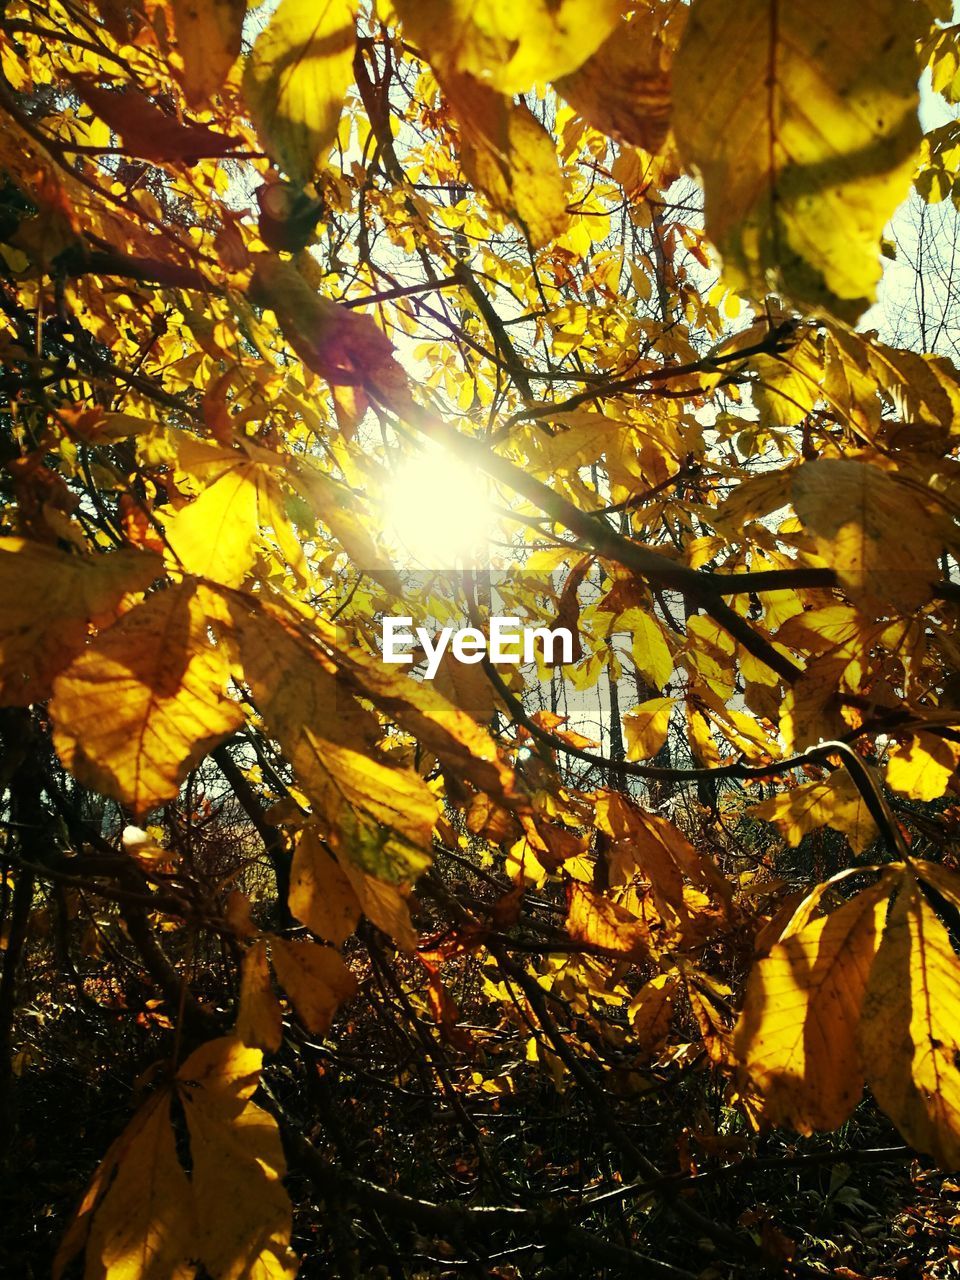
[{"x1": 383, "y1": 446, "x2": 494, "y2": 569}]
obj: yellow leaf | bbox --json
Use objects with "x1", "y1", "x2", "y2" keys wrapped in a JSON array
[
  {"x1": 335, "y1": 852, "x2": 419, "y2": 952},
  {"x1": 289, "y1": 828, "x2": 361, "y2": 945},
  {"x1": 310, "y1": 605, "x2": 516, "y2": 801},
  {"x1": 860, "y1": 871, "x2": 960, "y2": 1169},
  {"x1": 432, "y1": 647, "x2": 496, "y2": 725},
  {"x1": 270, "y1": 936, "x2": 357, "y2": 1035},
  {"x1": 244, "y1": 0, "x2": 358, "y2": 185},
  {"x1": 177, "y1": 1038, "x2": 296, "y2": 1280},
  {"x1": 440, "y1": 70, "x2": 570, "y2": 247},
  {"x1": 673, "y1": 0, "x2": 923, "y2": 320},
  {"x1": 225, "y1": 598, "x2": 437, "y2": 882},
  {"x1": 565, "y1": 882, "x2": 653, "y2": 959},
  {"x1": 624, "y1": 696, "x2": 675, "y2": 760},
  {"x1": 749, "y1": 769, "x2": 879, "y2": 855},
  {"x1": 0, "y1": 539, "x2": 158, "y2": 706},
  {"x1": 778, "y1": 654, "x2": 850, "y2": 753},
  {"x1": 555, "y1": 8, "x2": 676, "y2": 153},
  {"x1": 913, "y1": 859, "x2": 960, "y2": 913},
  {"x1": 791, "y1": 459, "x2": 946, "y2": 610},
  {"x1": 170, "y1": 0, "x2": 245, "y2": 106},
  {"x1": 290, "y1": 460, "x2": 402, "y2": 593},
  {"x1": 596, "y1": 790, "x2": 733, "y2": 918},
  {"x1": 165, "y1": 465, "x2": 260, "y2": 588},
  {"x1": 64, "y1": 1093, "x2": 195, "y2": 1280},
  {"x1": 629, "y1": 973, "x2": 678, "y2": 1059},
  {"x1": 51, "y1": 583, "x2": 244, "y2": 816},
  {"x1": 752, "y1": 340, "x2": 826, "y2": 427},
  {"x1": 619, "y1": 608, "x2": 674, "y2": 691},
  {"x1": 392, "y1": 0, "x2": 621, "y2": 95},
  {"x1": 237, "y1": 940, "x2": 283, "y2": 1053},
  {"x1": 734, "y1": 880, "x2": 889, "y2": 1132},
  {"x1": 885, "y1": 732, "x2": 960, "y2": 802},
  {"x1": 177, "y1": 1036, "x2": 262, "y2": 1107}
]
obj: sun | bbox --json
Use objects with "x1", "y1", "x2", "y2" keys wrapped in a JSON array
[{"x1": 383, "y1": 444, "x2": 494, "y2": 569}]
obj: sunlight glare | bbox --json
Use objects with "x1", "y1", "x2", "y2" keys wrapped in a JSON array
[{"x1": 384, "y1": 446, "x2": 493, "y2": 569}]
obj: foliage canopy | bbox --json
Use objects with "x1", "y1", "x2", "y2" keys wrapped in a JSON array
[{"x1": 3, "y1": 0, "x2": 960, "y2": 1275}]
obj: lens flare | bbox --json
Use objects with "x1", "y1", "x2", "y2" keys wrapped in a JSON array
[{"x1": 384, "y1": 446, "x2": 493, "y2": 569}]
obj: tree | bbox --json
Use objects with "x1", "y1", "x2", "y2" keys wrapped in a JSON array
[{"x1": 2, "y1": 0, "x2": 960, "y2": 1274}]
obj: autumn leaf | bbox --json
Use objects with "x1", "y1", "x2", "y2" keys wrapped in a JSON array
[
  {"x1": 224, "y1": 596, "x2": 437, "y2": 882},
  {"x1": 164, "y1": 464, "x2": 261, "y2": 588},
  {"x1": 791, "y1": 458, "x2": 946, "y2": 609},
  {"x1": 237, "y1": 940, "x2": 284, "y2": 1053},
  {"x1": 554, "y1": 7, "x2": 676, "y2": 153},
  {"x1": 629, "y1": 973, "x2": 678, "y2": 1059},
  {"x1": 244, "y1": 0, "x2": 358, "y2": 185},
  {"x1": 885, "y1": 732, "x2": 960, "y2": 802},
  {"x1": 439, "y1": 70, "x2": 570, "y2": 248},
  {"x1": 617, "y1": 607, "x2": 674, "y2": 691},
  {"x1": 0, "y1": 539, "x2": 159, "y2": 706},
  {"x1": 392, "y1": 0, "x2": 622, "y2": 96},
  {"x1": 288, "y1": 827, "x2": 362, "y2": 946},
  {"x1": 596, "y1": 790, "x2": 733, "y2": 918},
  {"x1": 673, "y1": 0, "x2": 924, "y2": 320},
  {"x1": 289, "y1": 458, "x2": 403, "y2": 594},
  {"x1": 623, "y1": 696, "x2": 675, "y2": 760},
  {"x1": 71, "y1": 78, "x2": 243, "y2": 161},
  {"x1": 57, "y1": 1092, "x2": 194, "y2": 1280},
  {"x1": 177, "y1": 1038, "x2": 297, "y2": 1279},
  {"x1": 566, "y1": 882, "x2": 654, "y2": 959},
  {"x1": 270, "y1": 936, "x2": 357, "y2": 1035},
  {"x1": 250, "y1": 255, "x2": 414, "y2": 412},
  {"x1": 748, "y1": 769, "x2": 879, "y2": 855},
  {"x1": 170, "y1": 0, "x2": 246, "y2": 106},
  {"x1": 60, "y1": 1039, "x2": 295, "y2": 1280},
  {"x1": 860, "y1": 869, "x2": 960, "y2": 1169},
  {"x1": 309, "y1": 606, "x2": 517, "y2": 802},
  {"x1": 50, "y1": 582, "x2": 243, "y2": 815},
  {"x1": 334, "y1": 851, "x2": 419, "y2": 952},
  {"x1": 734, "y1": 878, "x2": 890, "y2": 1132}
]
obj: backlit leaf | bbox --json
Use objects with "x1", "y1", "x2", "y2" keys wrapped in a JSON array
[
  {"x1": 439, "y1": 70, "x2": 570, "y2": 248},
  {"x1": 885, "y1": 732, "x2": 960, "y2": 802},
  {"x1": 288, "y1": 827, "x2": 362, "y2": 945},
  {"x1": 164, "y1": 465, "x2": 260, "y2": 588},
  {"x1": 392, "y1": 0, "x2": 621, "y2": 96},
  {"x1": 566, "y1": 882, "x2": 654, "y2": 959},
  {"x1": 555, "y1": 7, "x2": 676, "y2": 153},
  {"x1": 749, "y1": 768, "x2": 879, "y2": 854},
  {"x1": 734, "y1": 880, "x2": 889, "y2": 1131},
  {"x1": 860, "y1": 871, "x2": 960, "y2": 1169},
  {"x1": 791, "y1": 458, "x2": 946, "y2": 610},
  {"x1": 170, "y1": 0, "x2": 246, "y2": 106},
  {"x1": 225, "y1": 596, "x2": 437, "y2": 882},
  {"x1": 244, "y1": 0, "x2": 358, "y2": 185},
  {"x1": 629, "y1": 973, "x2": 678, "y2": 1059},
  {"x1": 0, "y1": 540, "x2": 159, "y2": 706},
  {"x1": 623, "y1": 696, "x2": 675, "y2": 760},
  {"x1": 673, "y1": 0, "x2": 924, "y2": 319},
  {"x1": 81, "y1": 1093, "x2": 194, "y2": 1280},
  {"x1": 177, "y1": 1038, "x2": 297, "y2": 1279},
  {"x1": 237, "y1": 940, "x2": 284, "y2": 1053},
  {"x1": 51, "y1": 583, "x2": 243, "y2": 816}
]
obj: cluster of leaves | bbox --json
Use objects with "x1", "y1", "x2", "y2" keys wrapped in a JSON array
[{"x1": 3, "y1": 0, "x2": 960, "y2": 1275}]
